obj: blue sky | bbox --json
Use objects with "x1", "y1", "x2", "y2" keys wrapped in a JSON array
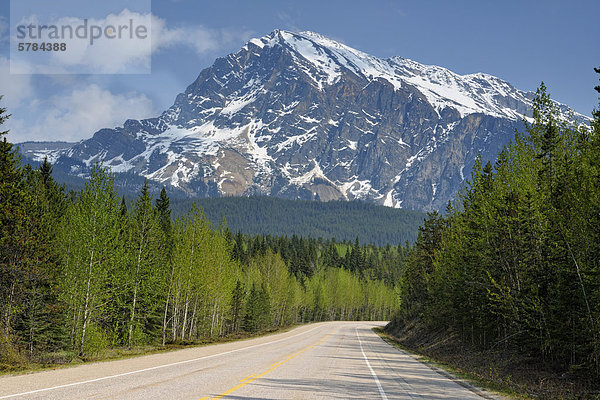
[{"x1": 1, "y1": 0, "x2": 598, "y2": 143}]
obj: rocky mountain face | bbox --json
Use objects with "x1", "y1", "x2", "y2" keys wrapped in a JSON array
[{"x1": 20, "y1": 30, "x2": 582, "y2": 211}]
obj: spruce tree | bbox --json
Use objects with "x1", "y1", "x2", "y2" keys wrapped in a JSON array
[
  {"x1": 155, "y1": 187, "x2": 172, "y2": 243},
  {"x1": 231, "y1": 230, "x2": 246, "y2": 264},
  {"x1": 0, "y1": 102, "x2": 65, "y2": 360},
  {"x1": 155, "y1": 187, "x2": 175, "y2": 345},
  {"x1": 230, "y1": 280, "x2": 245, "y2": 333},
  {"x1": 243, "y1": 284, "x2": 260, "y2": 333},
  {"x1": 21, "y1": 160, "x2": 68, "y2": 355}
]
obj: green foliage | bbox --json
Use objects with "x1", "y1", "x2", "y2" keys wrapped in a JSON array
[
  {"x1": 398, "y1": 210, "x2": 446, "y2": 320},
  {"x1": 0, "y1": 105, "x2": 67, "y2": 363},
  {"x1": 230, "y1": 232, "x2": 410, "y2": 285},
  {"x1": 81, "y1": 323, "x2": 109, "y2": 357},
  {"x1": 58, "y1": 164, "x2": 123, "y2": 355},
  {"x1": 122, "y1": 179, "x2": 166, "y2": 347},
  {"x1": 393, "y1": 81, "x2": 600, "y2": 380},
  {"x1": 243, "y1": 283, "x2": 271, "y2": 333},
  {"x1": 156, "y1": 187, "x2": 173, "y2": 256},
  {"x1": 171, "y1": 196, "x2": 425, "y2": 246},
  {"x1": 228, "y1": 281, "x2": 245, "y2": 333}
]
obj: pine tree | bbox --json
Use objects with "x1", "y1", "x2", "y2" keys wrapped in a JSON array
[
  {"x1": 229, "y1": 280, "x2": 245, "y2": 333},
  {"x1": 20, "y1": 160, "x2": 69, "y2": 355},
  {"x1": 349, "y1": 237, "x2": 364, "y2": 273},
  {"x1": 243, "y1": 283, "x2": 261, "y2": 333},
  {"x1": 155, "y1": 187, "x2": 172, "y2": 245},
  {"x1": 231, "y1": 231, "x2": 247, "y2": 264},
  {"x1": 0, "y1": 103, "x2": 67, "y2": 361},
  {"x1": 39, "y1": 157, "x2": 52, "y2": 185},
  {"x1": 155, "y1": 187, "x2": 175, "y2": 346},
  {"x1": 0, "y1": 102, "x2": 22, "y2": 359},
  {"x1": 322, "y1": 241, "x2": 341, "y2": 269}
]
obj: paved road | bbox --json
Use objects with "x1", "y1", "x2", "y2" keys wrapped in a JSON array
[{"x1": 0, "y1": 321, "x2": 503, "y2": 399}]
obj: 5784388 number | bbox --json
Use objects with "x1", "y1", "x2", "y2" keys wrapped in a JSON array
[{"x1": 17, "y1": 42, "x2": 67, "y2": 51}]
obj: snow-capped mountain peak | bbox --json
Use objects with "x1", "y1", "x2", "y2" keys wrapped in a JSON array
[
  {"x1": 19, "y1": 29, "x2": 584, "y2": 211},
  {"x1": 240, "y1": 30, "x2": 537, "y2": 120}
]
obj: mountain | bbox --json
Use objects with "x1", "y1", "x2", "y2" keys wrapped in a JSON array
[{"x1": 19, "y1": 30, "x2": 586, "y2": 211}]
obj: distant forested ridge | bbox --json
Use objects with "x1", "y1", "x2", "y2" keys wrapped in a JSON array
[
  {"x1": 172, "y1": 196, "x2": 425, "y2": 246},
  {"x1": 13, "y1": 161, "x2": 425, "y2": 246},
  {"x1": 389, "y1": 77, "x2": 600, "y2": 394}
]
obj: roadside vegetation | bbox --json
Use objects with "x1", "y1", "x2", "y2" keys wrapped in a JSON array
[{"x1": 387, "y1": 72, "x2": 600, "y2": 399}]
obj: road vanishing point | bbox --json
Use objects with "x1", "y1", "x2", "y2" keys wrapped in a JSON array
[{"x1": 0, "y1": 322, "x2": 505, "y2": 399}]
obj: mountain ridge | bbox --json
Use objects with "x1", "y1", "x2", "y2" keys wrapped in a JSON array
[{"x1": 18, "y1": 29, "x2": 587, "y2": 211}]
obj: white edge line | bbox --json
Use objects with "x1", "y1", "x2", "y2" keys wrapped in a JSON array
[
  {"x1": 0, "y1": 325, "x2": 324, "y2": 399},
  {"x1": 356, "y1": 327, "x2": 388, "y2": 400}
]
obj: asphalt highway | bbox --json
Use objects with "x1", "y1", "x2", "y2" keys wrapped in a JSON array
[{"x1": 0, "y1": 321, "x2": 505, "y2": 399}]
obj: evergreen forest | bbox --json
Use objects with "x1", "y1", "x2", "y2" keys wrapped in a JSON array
[
  {"x1": 390, "y1": 74, "x2": 600, "y2": 389},
  {"x1": 172, "y1": 196, "x2": 425, "y2": 246}
]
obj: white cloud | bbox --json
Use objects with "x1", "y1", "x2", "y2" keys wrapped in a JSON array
[
  {"x1": 5, "y1": 84, "x2": 155, "y2": 142},
  {"x1": 0, "y1": 57, "x2": 33, "y2": 109},
  {"x1": 1, "y1": 12, "x2": 252, "y2": 141},
  {"x1": 151, "y1": 15, "x2": 252, "y2": 55},
  {"x1": 11, "y1": 10, "x2": 152, "y2": 74},
  {"x1": 10, "y1": 10, "x2": 252, "y2": 74}
]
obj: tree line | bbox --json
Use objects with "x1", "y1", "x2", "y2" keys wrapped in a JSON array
[
  {"x1": 173, "y1": 195, "x2": 425, "y2": 246},
  {"x1": 230, "y1": 232, "x2": 411, "y2": 285},
  {"x1": 0, "y1": 109, "x2": 398, "y2": 365},
  {"x1": 392, "y1": 74, "x2": 600, "y2": 380}
]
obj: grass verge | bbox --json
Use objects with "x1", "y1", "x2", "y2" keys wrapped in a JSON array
[
  {"x1": 374, "y1": 327, "x2": 531, "y2": 400},
  {"x1": 377, "y1": 324, "x2": 600, "y2": 400},
  {"x1": 0, "y1": 325, "x2": 300, "y2": 377}
]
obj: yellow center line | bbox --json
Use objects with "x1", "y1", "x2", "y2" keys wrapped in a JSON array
[
  {"x1": 239, "y1": 374, "x2": 255, "y2": 383},
  {"x1": 202, "y1": 330, "x2": 334, "y2": 400}
]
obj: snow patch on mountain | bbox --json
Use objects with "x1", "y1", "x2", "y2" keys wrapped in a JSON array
[
  {"x1": 249, "y1": 30, "x2": 536, "y2": 120},
  {"x1": 21, "y1": 29, "x2": 588, "y2": 212}
]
